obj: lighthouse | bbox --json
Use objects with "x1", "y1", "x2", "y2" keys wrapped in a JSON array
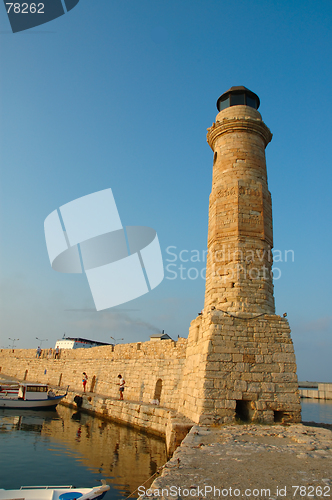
[
  {"x1": 205, "y1": 86, "x2": 275, "y2": 316},
  {"x1": 178, "y1": 87, "x2": 301, "y2": 425}
]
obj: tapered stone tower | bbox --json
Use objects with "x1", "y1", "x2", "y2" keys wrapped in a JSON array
[{"x1": 178, "y1": 87, "x2": 301, "y2": 425}]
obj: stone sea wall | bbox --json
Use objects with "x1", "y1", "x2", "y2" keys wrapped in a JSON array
[
  {"x1": 0, "y1": 338, "x2": 187, "y2": 410},
  {"x1": 0, "y1": 340, "x2": 193, "y2": 455},
  {"x1": 300, "y1": 383, "x2": 332, "y2": 400},
  {"x1": 60, "y1": 388, "x2": 193, "y2": 456}
]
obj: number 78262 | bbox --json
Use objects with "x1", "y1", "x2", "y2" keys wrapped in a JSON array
[{"x1": 6, "y1": 3, "x2": 45, "y2": 13}]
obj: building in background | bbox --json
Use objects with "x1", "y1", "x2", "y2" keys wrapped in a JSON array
[
  {"x1": 55, "y1": 337, "x2": 111, "y2": 349},
  {"x1": 150, "y1": 331, "x2": 172, "y2": 341}
]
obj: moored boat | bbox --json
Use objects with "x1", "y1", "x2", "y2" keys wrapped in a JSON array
[
  {"x1": 0, "y1": 382, "x2": 68, "y2": 410},
  {"x1": 0, "y1": 483, "x2": 110, "y2": 500}
]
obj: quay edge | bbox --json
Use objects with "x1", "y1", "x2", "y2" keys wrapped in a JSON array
[{"x1": 61, "y1": 388, "x2": 194, "y2": 457}]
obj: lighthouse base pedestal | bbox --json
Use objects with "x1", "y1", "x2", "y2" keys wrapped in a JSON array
[{"x1": 178, "y1": 311, "x2": 302, "y2": 425}]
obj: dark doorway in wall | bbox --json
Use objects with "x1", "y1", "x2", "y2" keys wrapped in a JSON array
[
  {"x1": 274, "y1": 411, "x2": 285, "y2": 423},
  {"x1": 235, "y1": 400, "x2": 251, "y2": 422},
  {"x1": 153, "y1": 379, "x2": 163, "y2": 403}
]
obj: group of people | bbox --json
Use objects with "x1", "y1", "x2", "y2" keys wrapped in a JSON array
[
  {"x1": 81, "y1": 372, "x2": 125, "y2": 399},
  {"x1": 35, "y1": 346, "x2": 60, "y2": 359}
]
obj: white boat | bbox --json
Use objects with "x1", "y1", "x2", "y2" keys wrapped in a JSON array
[
  {"x1": 0, "y1": 383, "x2": 68, "y2": 410},
  {"x1": 0, "y1": 483, "x2": 110, "y2": 500}
]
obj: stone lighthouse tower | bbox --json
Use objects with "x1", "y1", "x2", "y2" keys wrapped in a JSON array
[
  {"x1": 178, "y1": 87, "x2": 301, "y2": 425},
  {"x1": 204, "y1": 87, "x2": 274, "y2": 315}
]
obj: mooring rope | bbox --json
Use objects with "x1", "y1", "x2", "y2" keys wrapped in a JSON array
[{"x1": 125, "y1": 464, "x2": 165, "y2": 499}]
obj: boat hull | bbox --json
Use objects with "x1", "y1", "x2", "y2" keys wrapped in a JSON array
[
  {"x1": 0, "y1": 395, "x2": 65, "y2": 410},
  {"x1": 0, "y1": 484, "x2": 110, "y2": 500}
]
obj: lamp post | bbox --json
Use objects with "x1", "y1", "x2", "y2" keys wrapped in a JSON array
[
  {"x1": 8, "y1": 338, "x2": 19, "y2": 349},
  {"x1": 110, "y1": 336, "x2": 124, "y2": 346},
  {"x1": 36, "y1": 337, "x2": 48, "y2": 348}
]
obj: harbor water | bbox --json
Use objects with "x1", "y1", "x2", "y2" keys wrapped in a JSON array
[
  {"x1": 0, "y1": 406, "x2": 167, "y2": 499},
  {"x1": 0, "y1": 401, "x2": 331, "y2": 499},
  {"x1": 301, "y1": 398, "x2": 332, "y2": 426}
]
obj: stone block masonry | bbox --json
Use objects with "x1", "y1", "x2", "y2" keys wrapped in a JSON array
[
  {"x1": 204, "y1": 105, "x2": 274, "y2": 315},
  {"x1": 178, "y1": 311, "x2": 300, "y2": 424},
  {"x1": 0, "y1": 341, "x2": 193, "y2": 455},
  {"x1": 0, "y1": 339, "x2": 187, "y2": 411},
  {"x1": 177, "y1": 88, "x2": 301, "y2": 424},
  {"x1": 300, "y1": 383, "x2": 332, "y2": 400},
  {"x1": 60, "y1": 389, "x2": 193, "y2": 457}
]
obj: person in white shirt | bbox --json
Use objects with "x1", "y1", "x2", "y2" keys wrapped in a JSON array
[{"x1": 117, "y1": 374, "x2": 125, "y2": 400}]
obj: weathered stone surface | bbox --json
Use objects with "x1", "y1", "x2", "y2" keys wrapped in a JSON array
[
  {"x1": 143, "y1": 424, "x2": 332, "y2": 500},
  {"x1": 0, "y1": 339, "x2": 188, "y2": 411}
]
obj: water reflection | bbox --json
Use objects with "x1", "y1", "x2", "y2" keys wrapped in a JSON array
[
  {"x1": 0, "y1": 406, "x2": 167, "y2": 498},
  {"x1": 0, "y1": 409, "x2": 60, "y2": 433}
]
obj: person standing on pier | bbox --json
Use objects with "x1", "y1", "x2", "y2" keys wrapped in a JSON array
[
  {"x1": 82, "y1": 372, "x2": 88, "y2": 392},
  {"x1": 118, "y1": 374, "x2": 125, "y2": 400}
]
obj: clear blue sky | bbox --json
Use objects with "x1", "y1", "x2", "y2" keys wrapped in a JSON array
[{"x1": 0, "y1": 0, "x2": 331, "y2": 381}]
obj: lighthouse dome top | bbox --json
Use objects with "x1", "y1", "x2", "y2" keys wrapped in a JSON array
[{"x1": 216, "y1": 86, "x2": 260, "y2": 112}]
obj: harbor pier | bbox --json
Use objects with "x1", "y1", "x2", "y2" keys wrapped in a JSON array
[{"x1": 299, "y1": 382, "x2": 332, "y2": 400}]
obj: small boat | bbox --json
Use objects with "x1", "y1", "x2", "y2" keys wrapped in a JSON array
[
  {"x1": 0, "y1": 483, "x2": 110, "y2": 500},
  {"x1": 0, "y1": 382, "x2": 68, "y2": 410}
]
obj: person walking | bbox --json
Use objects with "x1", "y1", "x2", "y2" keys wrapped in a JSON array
[
  {"x1": 82, "y1": 372, "x2": 88, "y2": 392},
  {"x1": 118, "y1": 374, "x2": 125, "y2": 400}
]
